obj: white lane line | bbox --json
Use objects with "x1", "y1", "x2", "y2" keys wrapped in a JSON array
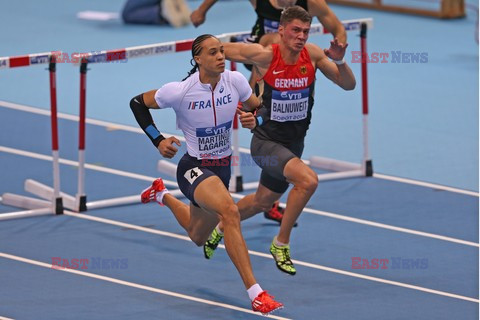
[
  {"x1": 299, "y1": 206, "x2": 479, "y2": 248},
  {"x1": 373, "y1": 173, "x2": 479, "y2": 197},
  {"x1": 1, "y1": 145, "x2": 478, "y2": 248},
  {"x1": 0, "y1": 145, "x2": 177, "y2": 188},
  {"x1": 0, "y1": 252, "x2": 291, "y2": 320},
  {"x1": 1, "y1": 100, "x2": 477, "y2": 196},
  {"x1": 231, "y1": 193, "x2": 479, "y2": 248},
  {"x1": 63, "y1": 212, "x2": 479, "y2": 304}
]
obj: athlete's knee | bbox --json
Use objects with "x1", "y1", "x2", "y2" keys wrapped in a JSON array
[
  {"x1": 294, "y1": 168, "x2": 318, "y2": 194},
  {"x1": 219, "y1": 204, "x2": 241, "y2": 227}
]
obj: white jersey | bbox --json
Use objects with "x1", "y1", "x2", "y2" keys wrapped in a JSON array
[{"x1": 154, "y1": 70, "x2": 252, "y2": 159}]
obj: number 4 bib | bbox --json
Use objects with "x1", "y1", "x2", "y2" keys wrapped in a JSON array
[{"x1": 184, "y1": 167, "x2": 204, "y2": 184}]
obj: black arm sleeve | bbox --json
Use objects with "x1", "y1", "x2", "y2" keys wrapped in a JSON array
[{"x1": 129, "y1": 94, "x2": 165, "y2": 147}]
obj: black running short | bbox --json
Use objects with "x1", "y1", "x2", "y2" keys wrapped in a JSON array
[
  {"x1": 176, "y1": 153, "x2": 231, "y2": 207},
  {"x1": 250, "y1": 134, "x2": 304, "y2": 194}
]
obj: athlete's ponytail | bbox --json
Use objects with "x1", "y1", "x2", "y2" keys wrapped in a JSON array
[{"x1": 182, "y1": 34, "x2": 218, "y2": 81}]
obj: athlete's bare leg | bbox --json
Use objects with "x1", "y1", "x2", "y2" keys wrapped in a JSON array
[
  {"x1": 212, "y1": 184, "x2": 281, "y2": 233},
  {"x1": 276, "y1": 157, "x2": 318, "y2": 243},
  {"x1": 162, "y1": 194, "x2": 219, "y2": 245}
]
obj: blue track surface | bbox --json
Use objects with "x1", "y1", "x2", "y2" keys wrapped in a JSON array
[{"x1": 0, "y1": 106, "x2": 478, "y2": 319}]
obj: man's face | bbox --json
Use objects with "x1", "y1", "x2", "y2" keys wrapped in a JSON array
[
  {"x1": 279, "y1": 19, "x2": 311, "y2": 52},
  {"x1": 195, "y1": 37, "x2": 225, "y2": 74}
]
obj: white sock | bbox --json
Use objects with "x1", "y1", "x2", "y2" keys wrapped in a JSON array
[
  {"x1": 155, "y1": 189, "x2": 170, "y2": 205},
  {"x1": 274, "y1": 236, "x2": 288, "y2": 247},
  {"x1": 247, "y1": 283, "x2": 263, "y2": 301},
  {"x1": 215, "y1": 225, "x2": 224, "y2": 236}
]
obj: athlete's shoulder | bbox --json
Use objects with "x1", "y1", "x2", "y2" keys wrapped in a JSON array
[
  {"x1": 305, "y1": 43, "x2": 325, "y2": 61},
  {"x1": 224, "y1": 69, "x2": 248, "y2": 83},
  {"x1": 155, "y1": 77, "x2": 196, "y2": 109},
  {"x1": 222, "y1": 70, "x2": 252, "y2": 101}
]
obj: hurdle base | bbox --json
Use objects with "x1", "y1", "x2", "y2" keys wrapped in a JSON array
[
  {"x1": 86, "y1": 189, "x2": 184, "y2": 210},
  {"x1": 0, "y1": 207, "x2": 54, "y2": 221},
  {"x1": 2, "y1": 193, "x2": 50, "y2": 209},
  {"x1": 0, "y1": 193, "x2": 55, "y2": 221},
  {"x1": 365, "y1": 159, "x2": 374, "y2": 177},
  {"x1": 25, "y1": 179, "x2": 76, "y2": 210},
  {"x1": 54, "y1": 197, "x2": 64, "y2": 215},
  {"x1": 309, "y1": 156, "x2": 362, "y2": 172},
  {"x1": 77, "y1": 195, "x2": 87, "y2": 212},
  {"x1": 157, "y1": 160, "x2": 178, "y2": 178},
  {"x1": 242, "y1": 181, "x2": 259, "y2": 191},
  {"x1": 229, "y1": 175, "x2": 244, "y2": 193}
]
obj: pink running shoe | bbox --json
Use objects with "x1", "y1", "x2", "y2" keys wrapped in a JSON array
[
  {"x1": 141, "y1": 178, "x2": 168, "y2": 206},
  {"x1": 251, "y1": 291, "x2": 283, "y2": 315}
]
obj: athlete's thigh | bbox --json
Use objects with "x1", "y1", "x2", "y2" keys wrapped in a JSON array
[
  {"x1": 283, "y1": 157, "x2": 317, "y2": 185},
  {"x1": 250, "y1": 135, "x2": 296, "y2": 179},
  {"x1": 193, "y1": 175, "x2": 236, "y2": 216},
  {"x1": 177, "y1": 153, "x2": 231, "y2": 207}
]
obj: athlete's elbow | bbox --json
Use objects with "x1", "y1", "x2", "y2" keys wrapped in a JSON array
[
  {"x1": 342, "y1": 79, "x2": 356, "y2": 91},
  {"x1": 129, "y1": 97, "x2": 136, "y2": 110}
]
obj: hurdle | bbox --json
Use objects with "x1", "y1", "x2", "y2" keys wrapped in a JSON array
[{"x1": 0, "y1": 52, "x2": 64, "y2": 220}]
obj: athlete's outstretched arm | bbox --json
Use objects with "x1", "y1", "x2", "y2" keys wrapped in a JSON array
[
  {"x1": 309, "y1": 0, "x2": 346, "y2": 44},
  {"x1": 130, "y1": 90, "x2": 180, "y2": 158},
  {"x1": 190, "y1": 0, "x2": 217, "y2": 27},
  {"x1": 223, "y1": 42, "x2": 272, "y2": 68},
  {"x1": 309, "y1": 43, "x2": 356, "y2": 90},
  {"x1": 142, "y1": 90, "x2": 159, "y2": 108}
]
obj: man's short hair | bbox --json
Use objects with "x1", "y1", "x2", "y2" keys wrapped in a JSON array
[{"x1": 280, "y1": 6, "x2": 312, "y2": 26}]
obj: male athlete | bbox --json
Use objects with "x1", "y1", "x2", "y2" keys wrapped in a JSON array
[{"x1": 203, "y1": 6, "x2": 355, "y2": 276}]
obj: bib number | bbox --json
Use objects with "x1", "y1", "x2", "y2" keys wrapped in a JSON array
[{"x1": 184, "y1": 167, "x2": 203, "y2": 184}]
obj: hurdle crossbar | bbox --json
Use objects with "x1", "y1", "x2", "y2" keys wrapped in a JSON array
[
  {"x1": 0, "y1": 54, "x2": 64, "y2": 220},
  {"x1": 0, "y1": 51, "x2": 57, "y2": 69},
  {"x1": 71, "y1": 19, "x2": 373, "y2": 64}
]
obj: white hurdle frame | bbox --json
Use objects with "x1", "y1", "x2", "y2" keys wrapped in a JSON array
[{"x1": 0, "y1": 53, "x2": 64, "y2": 220}]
